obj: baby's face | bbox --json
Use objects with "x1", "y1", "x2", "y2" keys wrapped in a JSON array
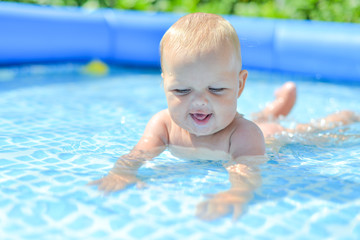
[{"x1": 162, "y1": 45, "x2": 245, "y2": 136}]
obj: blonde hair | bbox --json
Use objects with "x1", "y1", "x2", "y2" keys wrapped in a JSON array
[{"x1": 160, "y1": 12, "x2": 241, "y2": 71}]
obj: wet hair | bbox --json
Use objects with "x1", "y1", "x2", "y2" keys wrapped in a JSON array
[{"x1": 160, "y1": 12, "x2": 241, "y2": 71}]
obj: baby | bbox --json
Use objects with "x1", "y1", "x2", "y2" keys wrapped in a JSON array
[{"x1": 91, "y1": 13, "x2": 359, "y2": 220}]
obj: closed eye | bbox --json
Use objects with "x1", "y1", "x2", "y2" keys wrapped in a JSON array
[
  {"x1": 173, "y1": 89, "x2": 191, "y2": 95},
  {"x1": 209, "y1": 87, "x2": 226, "y2": 94}
]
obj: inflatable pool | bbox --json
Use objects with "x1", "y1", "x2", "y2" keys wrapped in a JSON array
[
  {"x1": 1, "y1": 2, "x2": 360, "y2": 82},
  {"x1": 1, "y1": 3, "x2": 360, "y2": 239}
]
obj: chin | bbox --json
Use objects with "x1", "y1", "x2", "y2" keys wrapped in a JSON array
[
  {"x1": 188, "y1": 126, "x2": 219, "y2": 137},
  {"x1": 191, "y1": 132, "x2": 210, "y2": 137}
]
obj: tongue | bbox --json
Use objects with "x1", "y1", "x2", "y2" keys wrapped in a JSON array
[{"x1": 194, "y1": 114, "x2": 208, "y2": 120}]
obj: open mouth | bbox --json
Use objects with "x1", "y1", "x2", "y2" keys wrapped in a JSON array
[{"x1": 190, "y1": 113, "x2": 212, "y2": 125}]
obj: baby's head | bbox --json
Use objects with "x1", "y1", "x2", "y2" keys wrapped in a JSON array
[
  {"x1": 160, "y1": 13, "x2": 247, "y2": 136},
  {"x1": 160, "y1": 12, "x2": 242, "y2": 72}
]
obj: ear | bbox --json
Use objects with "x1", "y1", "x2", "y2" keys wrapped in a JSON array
[
  {"x1": 237, "y1": 70, "x2": 248, "y2": 98},
  {"x1": 160, "y1": 73, "x2": 165, "y2": 87}
]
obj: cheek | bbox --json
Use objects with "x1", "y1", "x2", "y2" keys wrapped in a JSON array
[
  {"x1": 166, "y1": 94, "x2": 187, "y2": 115},
  {"x1": 214, "y1": 95, "x2": 237, "y2": 110},
  {"x1": 212, "y1": 96, "x2": 238, "y2": 121}
]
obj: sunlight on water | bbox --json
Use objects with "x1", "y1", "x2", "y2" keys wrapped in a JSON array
[{"x1": 0, "y1": 64, "x2": 359, "y2": 239}]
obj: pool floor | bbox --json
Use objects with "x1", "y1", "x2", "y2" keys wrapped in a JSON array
[{"x1": 0, "y1": 64, "x2": 360, "y2": 239}]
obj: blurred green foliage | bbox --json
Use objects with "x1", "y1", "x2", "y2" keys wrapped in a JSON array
[{"x1": 2, "y1": 0, "x2": 360, "y2": 23}]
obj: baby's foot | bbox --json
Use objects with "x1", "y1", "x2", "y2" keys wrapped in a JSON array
[
  {"x1": 295, "y1": 110, "x2": 360, "y2": 132},
  {"x1": 323, "y1": 110, "x2": 360, "y2": 125},
  {"x1": 253, "y1": 81, "x2": 297, "y2": 122},
  {"x1": 273, "y1": 81, "x2": 297, "y2": 118}
]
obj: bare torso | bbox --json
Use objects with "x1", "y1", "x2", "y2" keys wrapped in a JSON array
[{"x1": 162, "y1": 110, "x2": 264, "y2": 160}]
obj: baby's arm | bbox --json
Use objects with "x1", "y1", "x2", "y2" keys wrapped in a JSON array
[
  {"x1": 229, "y1": 119, "x2": 266, "y2": 157},
  {"x1": 197, "y1": 120, "x2": 266, "y2": 220},
  {"x1": 90, "y1": 110, "x2": 169, "y2": 193}
]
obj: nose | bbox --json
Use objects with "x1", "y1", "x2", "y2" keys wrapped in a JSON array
[{"x1": 192, "y1": 92, "x2": 208, "y2": 107}]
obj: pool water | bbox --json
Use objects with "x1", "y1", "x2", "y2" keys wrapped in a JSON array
[{"x1": 0, "y1": 64, "x2": 359, "y2": 239}]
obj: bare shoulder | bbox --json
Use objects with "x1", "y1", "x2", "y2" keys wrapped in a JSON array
[
  {"x1": 229, "y1": 115, "x2": 265, "y2": 157},
  {"x1": 142, "y1": 109, "x2": 171, "y2": 145},
  {"x1": 148, "y1": 109, "x2": 171, "y2": 124}
]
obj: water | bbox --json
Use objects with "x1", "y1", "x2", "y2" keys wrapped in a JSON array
[{"x1": 0, "y1": 64, "x2": 359, "y2": 239}]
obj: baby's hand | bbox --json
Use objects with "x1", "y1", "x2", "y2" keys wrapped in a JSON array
[
  {"x1": 88, "y1": 171, "x2": 143, "y2": 194},
  {"x1": 196, "y1": 189, "x2": 251, "y2": 221}
]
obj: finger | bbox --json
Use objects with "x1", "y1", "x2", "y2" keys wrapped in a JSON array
[
  {"x1": 205, "y1": 202, "x2": 218, "y2": 220},
  {"x1": 112, "y1": 181, "x2": 127, "y2": 192},
  {"x1": 102, "y1": 183, "x2": 119, "y2": 195},
  {"x1": 199, "y1": 202, "x2": 227, "y2": 221},
  {"x1": 196, "y1": 201, "x2": 208, "y2": 218},
  {"x1": 218, "y1": 204, "x2": 230, "y2": 217},
  {"x1": 98, "y1": 179, "x2": 116, "y2": 192},
  {"x1": 136, "y1": 181, "x2": 147, "y2": 189},
  {"x1": 209, "y1": 203, "x2": 229, "y2": 221},
  {"x1": 232, "y1": 204, "x2": 243, "y2": 221},
  {"x1": 87, "y1": 178, "x2": 103, "y2": 186},
  {"x1": 103, "y1": 180, "x2": 125, "y2": 193}
]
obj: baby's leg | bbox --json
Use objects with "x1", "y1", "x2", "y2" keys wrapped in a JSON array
[
  {"x1": 252, "y1": 81, "x2": 297, "y2": 122},
  {"x1": 295, "y1": 110, "x2": 360, "y2": 132},
  {"x1": 256, "y1": 122, "x2": 285, "y2": 138},
  {"x1": 253, "y1": 81, "x2": 297, "y2": 137}
]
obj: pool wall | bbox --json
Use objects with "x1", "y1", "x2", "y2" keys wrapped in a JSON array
[{"x1": 1, "y1": 2, "x2": 360, "y2": 82}]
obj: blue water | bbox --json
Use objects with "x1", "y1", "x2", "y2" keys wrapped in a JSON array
[{"x1": 0, "y1": 64, "x2": 360, "y2": 239}]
